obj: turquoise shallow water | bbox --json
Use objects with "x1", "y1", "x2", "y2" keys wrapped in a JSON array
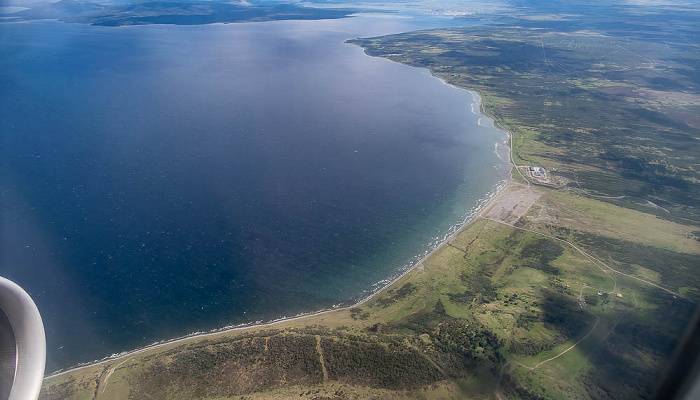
[{"x1": 0, "y1": 14, "x2": 509, "y2": 371}]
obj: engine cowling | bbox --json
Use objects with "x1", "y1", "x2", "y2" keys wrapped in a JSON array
[{"x1": 0, "y1": 277, "x2": 45, "y2": 400}]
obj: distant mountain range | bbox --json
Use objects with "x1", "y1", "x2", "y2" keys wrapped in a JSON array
[{"x1": 5, "y1": 0, "x2": 355, "y2": 26}]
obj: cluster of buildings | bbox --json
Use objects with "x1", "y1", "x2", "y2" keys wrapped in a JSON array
[{"x1": 527, "y1": 166, "x2": 548, "y2": 181}]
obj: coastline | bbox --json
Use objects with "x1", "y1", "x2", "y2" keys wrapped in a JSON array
[
  {"x1": 46, "y1": 182, "x2": 515, "y2": 381},
  {"x1": 45, "y1": 80, "x2": 516, "y2": 381}
]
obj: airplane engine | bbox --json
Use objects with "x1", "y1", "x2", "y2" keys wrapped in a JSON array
[{"x1": 0, "y1": 277, "x2": 45, "y2": 400}]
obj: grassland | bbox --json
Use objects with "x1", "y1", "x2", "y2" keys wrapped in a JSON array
[{"x1": 40, "y1": 1, "x2": 699, "y2": 399}]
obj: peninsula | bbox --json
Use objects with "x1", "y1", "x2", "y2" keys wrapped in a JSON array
[{"x1": 3, "y1": 0, "x2": 355, "y2": 26}]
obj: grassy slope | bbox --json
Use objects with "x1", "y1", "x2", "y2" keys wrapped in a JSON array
[{"x1": 40, "y1": 3, "x2": 700, "y2": 399}]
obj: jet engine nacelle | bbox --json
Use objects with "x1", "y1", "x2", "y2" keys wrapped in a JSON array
[{"x1": 0, "y1": 277, "x2": 45, "y2": 400}]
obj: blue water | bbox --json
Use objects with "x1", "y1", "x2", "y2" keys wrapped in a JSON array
[{"x1": 0, "y1": 15, "x2": 509, "y2": 371}]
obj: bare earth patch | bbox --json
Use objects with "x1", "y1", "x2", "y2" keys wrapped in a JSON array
[{"x1": 482, "y1": 183, "x2": 542, "y2": 225}]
